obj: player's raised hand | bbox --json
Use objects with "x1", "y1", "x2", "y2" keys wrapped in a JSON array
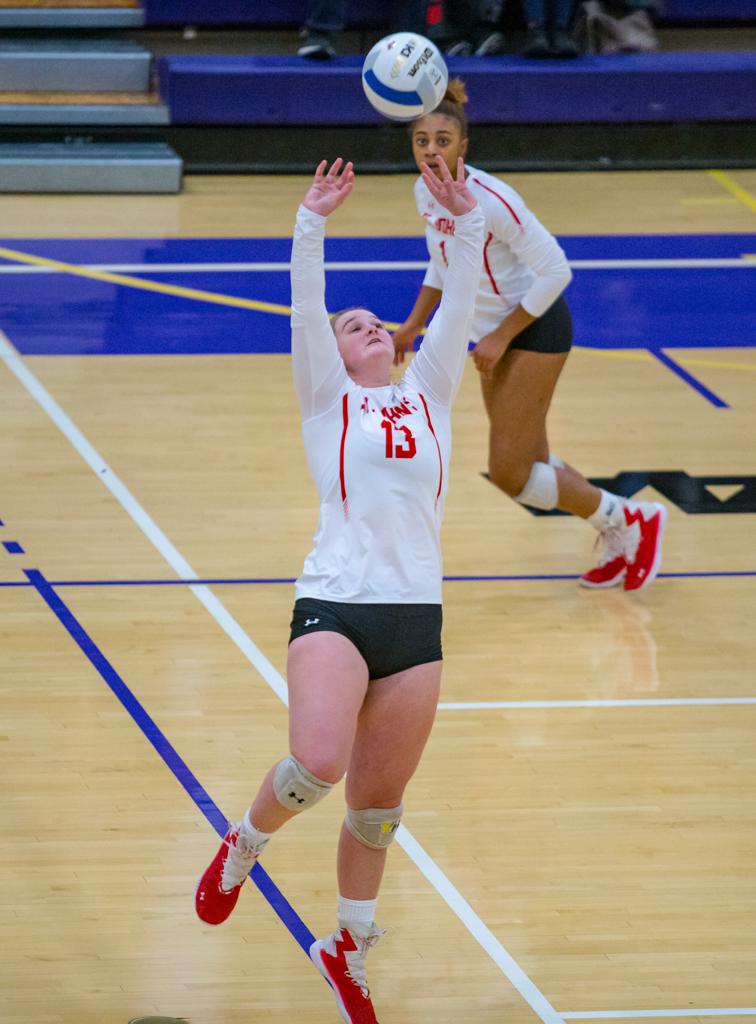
[
  {"x1": 420, "y1": 157, "x2": 476, "y2": 218},
  {"x1": 302, "y1": 158, "x2": 354, "y2": 217}
]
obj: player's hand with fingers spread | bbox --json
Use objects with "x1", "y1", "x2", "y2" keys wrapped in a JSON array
[
  {"x1": 303, "y1": 158, "x2": 355, "y2": 218},
  {"x1": 419, "y1": 156, "x2": 476, "y2": 218}
]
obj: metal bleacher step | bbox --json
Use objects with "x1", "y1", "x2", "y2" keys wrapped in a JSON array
[
  {"x1": 0, "y1": 141, "x2": 182, "y2": 193},
  {"x1": 0, "y1": 91, "x2": 169, "y2": 124},
  {"x1": 0, "y1": 38, "x2": 152, "y2": 92},
  {"x1": 0, "y1": 7, "x2": 144, "y2": 29}
]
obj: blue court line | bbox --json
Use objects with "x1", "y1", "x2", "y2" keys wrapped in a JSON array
[
  {"x1": 649, "y1": 348, "x2": 729, "y2": 408},
  {"x1": 2, "y1": 569, "x2": 756, "y2": 589},
  {"x1": 23, "y1": 567, "x2": 316, "y2": 957}
]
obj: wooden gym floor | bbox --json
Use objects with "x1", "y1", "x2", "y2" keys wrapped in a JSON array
[{"x1": 0, "y1": 168, "x2": 754, "y2": 1024}]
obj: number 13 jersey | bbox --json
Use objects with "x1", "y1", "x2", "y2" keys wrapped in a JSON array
[{"x1": 289, "y1": 203, "x2": 484, "y2": 605}]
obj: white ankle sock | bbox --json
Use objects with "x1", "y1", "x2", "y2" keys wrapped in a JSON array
[
  {"x1": 588, "y1": 489, "x2": 624, "y2": 531},
  {"x1": 337, "y1": 895, "x2": 378, "y2": 938},
  {"x1": 239, "y1": 809, "x2": 273, "y2": 855}
]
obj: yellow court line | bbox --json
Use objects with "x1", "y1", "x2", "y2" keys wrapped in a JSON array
[
  {"x1": 573, "y1": 346, "x2": 653, "y2": 362},
  {"x1": 0, "y1": 242, "x2": 407, "y2": 331},
  {"x1": 1, "y1": 243, "x2": 753, "y2": 371},
  {"x1": 0, "y1": 244, "x2": 292, "y2": 317},
  {"x1": 673, "y1": 355, "x2": 756, "y2": 373},
  {"x1": 708, "y1": 170, "x2": 756, "y2": 214},
  {"x1": 574, "y1": 346, "x2": 756, "y2": 373}
]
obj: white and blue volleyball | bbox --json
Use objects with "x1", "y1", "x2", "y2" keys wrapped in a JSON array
[{"x1": 362, "y1": 32, "x2": 449, "y2": 123}]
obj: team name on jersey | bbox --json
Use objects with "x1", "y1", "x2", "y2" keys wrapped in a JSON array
[
  {"x1": 435, "y1": 217, "x2": 455, "y2": 236},
  {"x1": 381, "y1": 398, "x2": 417, "y2": 424}
]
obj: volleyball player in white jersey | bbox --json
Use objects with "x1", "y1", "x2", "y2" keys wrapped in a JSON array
[
  {"x1": 195, "y1": 157, "x2": 484, "y2": 1024},
  {"x1": 394, "y1": 80, "x2": 667, "y2": 591}
]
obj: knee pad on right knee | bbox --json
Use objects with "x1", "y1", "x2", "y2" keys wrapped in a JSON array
[
  {"x1": 345, "y1": 804, "x2": 403, "y2": 850},
  {"x1": 273, "y1": 755, "x2": 333, "y2": 813},
  {"x1": 514, "y1": 461, "x2": 558, "y2": 510}
]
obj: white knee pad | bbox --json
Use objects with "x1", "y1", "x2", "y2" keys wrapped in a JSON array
[
  {"x1": 514, "y1": 461, "x2": 559, "y2": 510},
  {"x1": 273, "y1": 756, "x2": 333, "y2": 813},
  {"x1": 548, "y1": 452, "x2": 565, "y2": 469},
  {"x1": 345, "y1": 804, "x2": 403, "y2": 850}
]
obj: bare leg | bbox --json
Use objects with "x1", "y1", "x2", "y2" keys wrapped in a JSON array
[
  {"x1": 337, "y1": 659, "x2": 442, "y2": 899},
  {"x1": 481, "y1": 348, "x2": 602, "y2": 519},
  {"x1": 195, "y1": 630, "x2": 372, "y2": 928},
  {"x1": 246, "y1": 631, "x2": 369, "y2": 833},
  {"x1": 556, "y1": 460, "x2": 602, "y2": 519}
]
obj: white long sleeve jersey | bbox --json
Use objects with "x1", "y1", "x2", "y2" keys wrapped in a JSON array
[
  {"x1": 415, "y1": 164, "x2": 572, "y2": 341},
  {"x1": 290, "y1": 203, "x2": 484, "y2": 604}
]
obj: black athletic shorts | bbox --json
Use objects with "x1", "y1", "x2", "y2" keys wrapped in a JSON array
[
  {"x1": 289, "y1": 598, "x2": 443, "y2": 681},
  {"x1": 508, "y1": 294, "x2": 573, "y2": 355}
]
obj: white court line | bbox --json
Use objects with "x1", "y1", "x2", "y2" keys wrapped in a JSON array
[
  {"x1": 0, "y1": 328, "x2": 563, "y2": 1024},
  {"x1": 0, "y1": 261, "x2": 427, "y2": 273},
  {"x1": 568, "y1": 259, "x2": 754, "y2": 269},
  {"x1": 0, "y1": 257, "x2": 753, "y2": 274},
  {"x1": 438, "y1": 698, "x2": 756, "y2": 710},
  {"x1": 563, "y1": 1010, "x2": 756, "y2": 1019},
  {"x1": 0, "y1": 333, "x2": 288, "y2": 699}
]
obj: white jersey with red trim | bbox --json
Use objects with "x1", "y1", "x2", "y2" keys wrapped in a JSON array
[
  {"x1": 415, "y1": 164, "x2": 572, "y2": 341},
  {"x1": 290, "y1": 203, "x2": 484, "y2": 604}
]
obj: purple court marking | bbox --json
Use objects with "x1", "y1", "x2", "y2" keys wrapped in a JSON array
[
  {"x1": 2, "y1": 570, "x2": 756, "y2": 589},
  {"x1": 3, "y1": 540, "x2": 24, "y2": 554},
  {"x1": 23, "y1": 567, "x2": 317, "y2": 958},
  {"x1": 649, "y1": 348, "x2": 728, "y2": 408},
  {"x1": 1, "y1": 233, "x2": 754, "y2": 357}
]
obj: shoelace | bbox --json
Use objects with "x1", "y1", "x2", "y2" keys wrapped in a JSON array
[
  {"x1": 343, "y1": 929, "x2": 385, "y2": 998},
  {"x1": 220, "y1": 828, "x2": 258, "y2": 891},
  {"x1": 594, "y1": 525, "x2": 626, "y2": 566},
  {"x1": 595, "y1": 515, "x2": 643, "y2": 567}
]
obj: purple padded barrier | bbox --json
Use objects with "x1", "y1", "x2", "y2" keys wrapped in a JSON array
[
  {"x1": 144, "y1": 0, "x2": 756, "y2": 26},
  {"x1": 144, "y1": 0, "x2": 391, "y2": 26},
  {"x1": 662, "y1": 0, "x2": 756, "y2": 19},
  {"x1": 157, "y1": 52, "x2": 756, "y2": 125}
]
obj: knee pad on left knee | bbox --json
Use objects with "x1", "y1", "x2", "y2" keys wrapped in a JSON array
[
  {"x1": 548, "y1": 452, "x2": 565, "y2": 469},
  {"x1": 345, "y1": 804, "x2": 403, "y2": 850},
  {"x1": 273, "y1": 756, "x2": 333, "y2": 813},
  {"x1": 514, "y1": 461, "x2": 558, "y2": 511}
]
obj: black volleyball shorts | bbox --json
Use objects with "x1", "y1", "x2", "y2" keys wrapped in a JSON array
[
  {"x1": 508, "y1": 294, "x2": 573, "y2": 354},
  {"x1": 289, "y1": 598, "x2": 443, "y2": 681}
]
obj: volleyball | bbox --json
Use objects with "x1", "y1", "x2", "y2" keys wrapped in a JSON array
[{"x1": 361, "y1": 32, "x2": 449, "y2": 123}]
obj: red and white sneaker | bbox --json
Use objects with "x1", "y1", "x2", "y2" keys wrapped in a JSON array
[
  {"x1": 580, "y1": 526, "x2": 627, "y2": 589},
  {"x1": 581, "y1": 501, "x2": 667, "y2": 592},
  {"x1": 310, "y1": 925, "x2": 385, "y2": 1024},
  {"x1": 195, "y1": 824, "x2": 259, "y2": 925},
  {"x1": 622, "y1": 500, "x2": 668, "y2": 591}
]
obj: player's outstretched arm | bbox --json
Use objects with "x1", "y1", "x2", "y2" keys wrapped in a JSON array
[
  {"x1": 419, "y1": 156, "x2": 476, "y2": 218},
  {"x1": 402, "y1": 160, "x2": 483, "y2": 405},
  {"x1": 290, "y1": 159, "x2": 352, "y2": 419},
  {"x1": 302, "y1": 158, "x2": 355, "y2": 218}
]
